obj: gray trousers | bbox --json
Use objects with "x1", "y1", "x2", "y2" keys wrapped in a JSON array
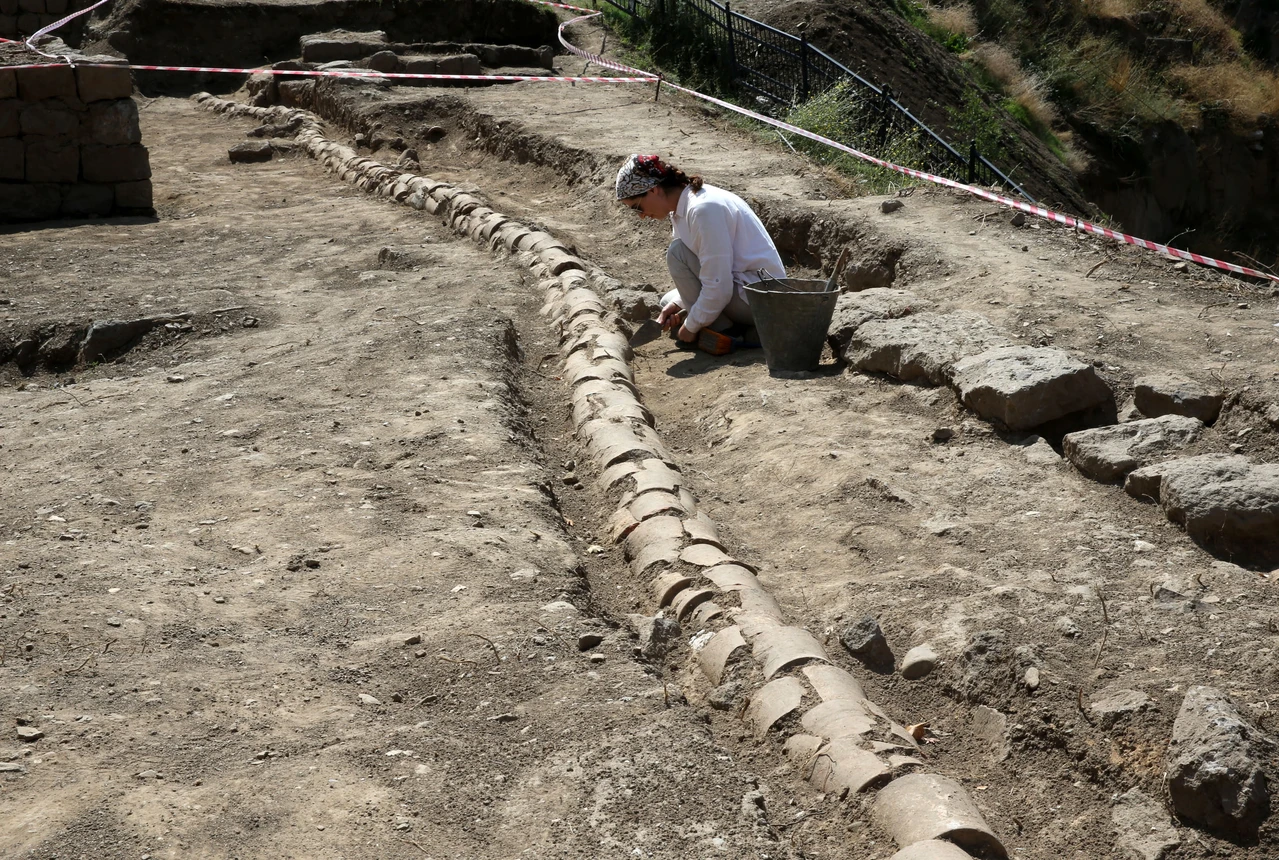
[{"x1": 666, "y1": 239, "x2": 754, "y2": 332}]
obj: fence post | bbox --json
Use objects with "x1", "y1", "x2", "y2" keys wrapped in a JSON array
[
  {"x1": 798, "y1": 35, "x2": 810, "y2": 103},
  {"x1": 968, "y1": 141, "x2": 978, "y2": 184},
  {"x1": 724, "y1": 3, "x2": 737, "y2": 79}
]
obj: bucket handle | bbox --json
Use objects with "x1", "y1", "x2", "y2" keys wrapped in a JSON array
[{"x1": 752, "y1": 246, "x2": 849, "y2": 293}]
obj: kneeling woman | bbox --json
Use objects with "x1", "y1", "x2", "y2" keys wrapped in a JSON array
[{"x1": 615, "y1": 154, "x2": 786, "y2": 351}]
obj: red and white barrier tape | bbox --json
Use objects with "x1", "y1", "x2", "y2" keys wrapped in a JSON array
[
  {"x1": 6, "y1": 0, "x2": 1273, "y2": 283},
  {"x1": 542, "y1": 2, "x2": 1279, "y2": 285},
  {"x1": 1, "y1": 61, "x2": 654, "y2": 84},
  {"x1": 24, "y1": 0, "x2": 111, "y2": 60}
]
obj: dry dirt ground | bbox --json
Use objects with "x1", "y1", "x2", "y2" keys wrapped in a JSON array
[{"x1": 3, "y1": 15, "x2": 1279, "y2": 860}]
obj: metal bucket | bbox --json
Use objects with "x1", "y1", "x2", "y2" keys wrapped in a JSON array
[{"x1": 744, "y1": 277, "x2": 838, "y2": 373}]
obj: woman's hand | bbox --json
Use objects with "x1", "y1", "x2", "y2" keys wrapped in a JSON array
[
  {"x1": 676, "y1": 323, "x2": 696, "y2": 343},
  {"x1": 657, "y1": 302, "x2": 682, "y2": 330}
]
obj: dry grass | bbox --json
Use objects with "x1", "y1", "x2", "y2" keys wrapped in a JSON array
[
  {"x1": 1170, "y1": 61, "x2": 1279, "y2": 119},
  {"x1": 971, "y1": 43, "x2": 1021, "y2": 88},
  {"x1": 926, "y1": 2, "x2": 978, "y2": 38},
  {"x1": 971, "y1": 42, "x2": 1059, "y2": 129},
  {"x1": 1079, "y1": 0, "x2": 1140, "y2": 19}
]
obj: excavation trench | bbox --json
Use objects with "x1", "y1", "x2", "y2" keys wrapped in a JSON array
[{"x1": 193, "y1": 90, "x2": 1026, "y2": 860}]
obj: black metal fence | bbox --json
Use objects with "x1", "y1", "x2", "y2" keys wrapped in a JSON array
[{"x1": 598, "y1": 0, "x2": 1034, "y2": 202}]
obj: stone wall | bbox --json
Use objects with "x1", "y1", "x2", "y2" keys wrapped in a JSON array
[
  {"x1": 0, "y1": 0, "x2": 86, "y2": 41},
  {"x1": 0, "y1": 46, "x2": 152, "y2": 222}
]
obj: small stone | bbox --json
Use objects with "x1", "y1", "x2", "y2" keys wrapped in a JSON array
[
  {"x1": 404, "y1": 634, "x2": 422, "y2": 646},
  {"x1": 414, "y1": 649, "x2": 427, "y2": 659},
  {"x1": 106, "y1": 618, "x2": 122, "y2": 627},
  {"x1": 166, "y1": 374, "x2": 185, "y2": 383},
  {"x1": 16, "y1": 726, "x2": 43, "y2": 742},
  {"x1": 577, "y1": 633, "x2": 604, "y2": 651},
  {"x1": 1089, "y1": 688, "x2": 1152, "y2": 728},
  {"x1": 707, "y1": 680, "x2": 744, "y2": 711},
  {"x1": 588, "y1": 653, "x2": 606, "y2": 664},
  {"x1": 1055, "y1": 616, "x2": 1081, "y2": 638},
  {"x1": 213, "y1": 596, "x2": 225, "y2": 604},
  {"x1": 390, "y1": 692, "x2": 403, "y2": 703},
  {"x1": 1023, "y1": 666, "x2": 1040, "y2": 691},
  {"x1": 0, "y1": 762, "x2": 25, "y2": 773},
  {"x1": 900, "y1": 643, "x2": 939, "y2": 680},
  {"x1": 136, "y1": 769, "x2": 159, "y2": 780},
  {"x1": 1010, "y1": 211, "x2": 1026, "y2": 227},
  {"x1": 358, "y1": 693, "x2": 382, "y2": 706},
  {"x1": 838, "y1": 615, "x2": 893, "y2": 669},
  {"x1": 881, "y1": 199, "x2": 904, "y2": 214},
  {"x1": 931, "y1": 427, "x2": 954, "y2": 443}
]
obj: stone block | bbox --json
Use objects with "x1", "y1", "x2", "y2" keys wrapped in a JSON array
[
  {"x1": 17, "y1": 0, "x2": 41, "y2": 14},
  {"x1": 25, "y1": 136, "x2": 78, "y2": 182},
  {"x1": 0, "y1": 98, "x2": 19, "y2": 136},
  {"x1": 950, "y1": 345, "x2": 1114, "y2": 431},
  {"x1": 83, "y1": 98, "x2": 140, "y2": 145},
  {"x1": 827, "y1": 288, "x2": 930, "y2": 356},
  {"x1": 17, "y1": 63, "x2": 76, "y2": 101},
  {"x1": 403, "y1": 56, "x2": 437, "y2": 75},
  {"x1": 60, "y1": 183, "x2": 114, "y2": 217},
  {"x1": 229, "y1": 140, "x2": 272, "y2": 163},
  {"x1": 20, "y1": 100, "x2": 78, "y2": 136},
  {"x1": 0, "y1": 136, "x2": 23, "y2": 179},
  {"x1": 1062, "y1": 414, "x2": 1203, "y2": 482},
  {"x1": 277, "y1": 80, "x2": 314, "y2": 107},
  {"x1": 850, "y1": 311, "x2": 1011, "y2": 385},
  {"x1": 114, "y1": 179, "x2": 152, "y2": 209},
  {"x1": 0, "y1": 68, "x2": 14, "y2": 99},
  {"x1": 299, "y1": 30, "x2": 386, "y2": 63},
  {"x1": 0, "y1": 0, "x2": 17, "y2": 16},
  {"x1": 0, "y1": 182, "x2": 60, "y2": 221},
  {"x1": 81, "y1": 143, "x2": 150, "y2": 182},
  {"x1": 45, "y1": 0, "x2": 64, "y2": 12},
  {"x1": 75, "y1": 60, "x2": 134, "y2": 102},
  {"x1": 436, "y1": 55, "x2": 464, "y2": 75},
  {"x1": 1134, "y1": 373, "x2": 1223, "y2": 424},
  {"x1": 365, "y1": 50, "x2": 398, "y2": 72}
]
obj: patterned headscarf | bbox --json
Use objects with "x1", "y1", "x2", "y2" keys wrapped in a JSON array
[{"x1": 615, "y1": 154, "x2": 670, "y2": 200}]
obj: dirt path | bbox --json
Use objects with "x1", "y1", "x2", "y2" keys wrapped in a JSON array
[{"x1": 2, "y1": 35, "x2": 1278, "y2": 860}]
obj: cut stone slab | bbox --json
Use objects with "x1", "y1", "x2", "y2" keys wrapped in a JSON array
[
  {"x1": 1165, "y1": 685, "x2": 1271, "y2": 840},
  {"x1": 1135, "y1": 373, "x2": 1223, "y2": 424},
  {"x1": 1126, "y1": 455, "x2": 1279, "y2": 560},
  {"x1": 1112, "y1": 787, "x2": 1180, "y2": 860},
  {"x1": 827, "y1": 288, "x2": 931, "y2": 357},
  {"x1": 850, "y1": 311, "x2": 1012, "y2": 386},
  {"x1": 1088, "y1": 688, "x2": 1152, "y2": 729},
  {"x1": 1062, "y1": 414, "x2": 1203, "y2": 482},
  {"x1": 950, "y1": 345, "x2": 1114, "y2": 431}
]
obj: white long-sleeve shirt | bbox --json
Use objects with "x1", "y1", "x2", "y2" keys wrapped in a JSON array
[{"x1": 671, "y1": 183, "x2": 786, "y2": 332}]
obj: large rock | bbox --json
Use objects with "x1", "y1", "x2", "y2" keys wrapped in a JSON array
[
  {"x1": 827, "y1": 288, "x2": 930, "y2": 357},
  {"x1": 1112, "y1": 787, "x2": 1180, "y2": 860},
  {"x1": 1126, "y1": 454, "x2": 1279, "y2": 560},
  {"x1": 1135, "y1": 373, "x2": 1223, "y2": 424},
  {"x1": 1165, "y1": 685, "x2": 1271, "y2": 840},
  {"x1": 1062, "y1": 414, "x2": 1203, "y2": 482},
  {"x1": 950, "y1": 345, "x2": 1114, "y2": 431},
  {"x1": 849, "y1": 311, "x2": 1011, "y2": 386}
]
